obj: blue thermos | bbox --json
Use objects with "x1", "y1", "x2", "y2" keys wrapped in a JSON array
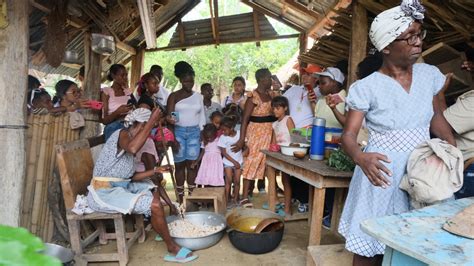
[{"x1": 310, "y1": 117, "x2": 326, "y2": 160}]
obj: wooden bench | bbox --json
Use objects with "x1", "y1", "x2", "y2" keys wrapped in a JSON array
[
  {"x1": 307, "y1": 244, "x2": 353, "y2": 266},
  {"x1": 56, "y1": 139, "x2": 145, "y2": 266},
  {"x1": 185, "y1": 187, "x2": 226, "y2": 215}
]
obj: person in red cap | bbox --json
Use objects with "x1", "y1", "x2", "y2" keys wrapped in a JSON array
[
  {"x1": 283, "y1": 63, "x2": 320, "y2": 129},
  {"x1": 281, "y1": 63, "x2": 320, "y2": 213}
]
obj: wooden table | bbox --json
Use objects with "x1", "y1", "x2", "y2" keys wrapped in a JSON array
[
  {"x1": 361, "y1": 198, "x2": 474, "y2": 266},
  {"x1": 262, "y1": 150, "x2": 353, "y2": 245}
]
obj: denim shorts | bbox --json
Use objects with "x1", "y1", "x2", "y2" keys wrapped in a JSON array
[{"x1": 173, "y1": 126, "x2": 201, "y2": 163}]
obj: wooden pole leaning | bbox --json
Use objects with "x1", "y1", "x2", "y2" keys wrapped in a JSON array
[{"x1": 158, "y1": 122, "x2": 179, "y2": 201}]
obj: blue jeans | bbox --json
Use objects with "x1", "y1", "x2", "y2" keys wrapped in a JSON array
[
  {"x1": 173, "y1": 126, "x2": 201, "y2": 163},
  {"x1": 104, "y1": 120, "x2": 124, "y2": 141}
]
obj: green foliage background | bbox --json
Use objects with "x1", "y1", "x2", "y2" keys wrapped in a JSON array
[{"x1": 143, "y1": 0, "x2": 298, "y2": 99}]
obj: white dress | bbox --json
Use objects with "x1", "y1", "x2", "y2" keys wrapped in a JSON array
[{"x1": 338, "y1": 63, "x2": 446, "y2": 257}]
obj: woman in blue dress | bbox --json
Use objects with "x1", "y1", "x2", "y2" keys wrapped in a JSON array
[{"x1": 338, "y1": 1, "x2": 455, "y2": 265}]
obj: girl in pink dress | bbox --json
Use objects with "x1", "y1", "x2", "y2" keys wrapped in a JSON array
[{"x1": 193, "y1": 124, "x2": 224, "y2": 186}]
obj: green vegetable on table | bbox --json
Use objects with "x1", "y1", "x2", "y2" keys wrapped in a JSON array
[
  {"x1": 0, "y1": 225, "x2": 61, "y2": 266},
  {"x1": 327, "y1": 148, "x2": 356, "y2": 172}
]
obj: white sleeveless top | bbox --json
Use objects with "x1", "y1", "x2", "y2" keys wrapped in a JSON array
[
  {"x1": 272, "y1": 115, "x2": 292, "y2": 146},
  {"x1": 174, "y1": 92, "x2": 206, "y2": 129}
]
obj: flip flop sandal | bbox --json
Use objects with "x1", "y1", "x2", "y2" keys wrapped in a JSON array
[
  {"x1": 164, "y1": 247, "x2": 198, "y2": 264},
  {"x1": 262, "y1": 202, "x2": 284, "y2": 210},
  {"x1": 239, "y1": 199, "x2": 253, "y2": 208},
  {"x1": 276, "y1": 209, "x2": 287, "y2": 217},
  {"x1": 155, "y1": 234, "x2": 163, "y2": 241}
]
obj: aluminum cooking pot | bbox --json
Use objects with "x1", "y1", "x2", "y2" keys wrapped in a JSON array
[{"x1": 226, "y1": 208, "x2": 284, "y2": 254}]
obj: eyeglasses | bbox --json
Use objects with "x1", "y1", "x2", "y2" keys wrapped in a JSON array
[{"x1": 394, "y1": 29, "x2": 427, "y2": 46}]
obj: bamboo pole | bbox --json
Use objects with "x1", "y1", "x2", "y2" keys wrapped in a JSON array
[
  {"x1": 30, "y1": 114, "x2": 46, "y2": 233},
  {"x1": 47, "y1": 114, "x2": 61, "y2": 240},
  {"x1": 22, "y1": 115, "x2": 40, "y2": 228},
  {"x1": 30, "y1": 114, "x2": 49, "y2": 234},
  {"x1": 158, "y1": 123, "x2": 179, "y2": 201},
  {"x1": 41, "y1": 114, "x2": 54, "y2": 240},
  {"x1": 37, "y1": 114, "x2": 52, "y2": 237},
  {"x1": 58, "y1": 114, "x2": 65, "y2": 144},
  {"x1": 37, "y1": 117, "x2": 48, "y2": 238},
  {"x1": 63, "y1": 113, "x2": 69, "y2": 143}
]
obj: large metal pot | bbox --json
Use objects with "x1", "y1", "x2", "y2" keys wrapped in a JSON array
[
  {"x1": 226, "y1": 208, "x2": 284, "y2": 254},
  {"x1": 91, "y1": 33, "x2": 115, "y2": 56},
  {"x1": 40, "y1": 243, "x2": 74, "y2": 265},
  {"x1": 63, "y1": 50, "x2": 82, "y2": 64},
  {"x1": 166, "y1": 211, "x2": 226, "y2": 250}
]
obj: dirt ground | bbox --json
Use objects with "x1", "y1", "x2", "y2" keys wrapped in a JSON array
[{"x1": 87, "y1": 176, "x2": 344, "y2": 266}]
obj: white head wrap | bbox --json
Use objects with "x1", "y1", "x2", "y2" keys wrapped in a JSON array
[
  {"x1": 123, "y1": 108, "x2": 151, "y2": 128},
  {"x1": 369, "y1": 0, "x2": 425, "y2": 51}
]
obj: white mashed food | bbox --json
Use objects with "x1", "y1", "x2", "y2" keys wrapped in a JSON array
[{"x1": 168, "y1": 219, "x2": 225, "y2": 238}]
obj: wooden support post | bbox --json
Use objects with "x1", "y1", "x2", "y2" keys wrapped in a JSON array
[
  {"x1": 299, "y1": 32, "x2": 308, "y2": 56},
  {"x1": 209, "y1": 0, "x2": 219, "y2": 47},
  {"x1": 347, "y1": 0, "x2": 367, "y2": 88},
  {"x1": 0, "y1": 0, "x2": 28, "y2": 227},
  {"x1": 81, "y1": 31, "x2": 102, "y2": 138},
  {"x1": 253, "y1": 11, "x2": 261, "y2": 47},
  {"x1": 130, "y1": 48, "x2": 145, "y2": 93},
  {"x1": 213, "y1": 0, "x2": 219, "y2": 45},
  {"x1": 309, "y1": 188, "x2": 325, "y2": 245},
  {"x1": 177, "y1": 20, "x2": 186, "y2": 51}
]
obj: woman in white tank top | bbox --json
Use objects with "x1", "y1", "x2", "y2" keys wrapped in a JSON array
[{"x1": 166, "y1": 61, "x2": 206, "y2": 202}]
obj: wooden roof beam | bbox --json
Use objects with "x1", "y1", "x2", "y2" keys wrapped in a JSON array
[
  {"x1": 307, "y1": 0, "x2": 352, "y2": 38},
  {"x1": 147, "y1": 33, "x2": 300, "y2": 52},
  {"x1": 29, "y1": 0, "x2": 88, "y2": 28},
  {"x1": 283, "y1": 0, "x2": 320, "y2": 19},
  {"x1": 140, "y1": 0, "x2": 200, "y2": 50},
  {"x1": 241, "y1": 0, "x2": 305, "y2": 32},
  {"x1": 80, "y1": 2, "x2": 137, "y2": 55},
  {"x1": 116, "y1": 41, "x2": 137, "y2": 55}
]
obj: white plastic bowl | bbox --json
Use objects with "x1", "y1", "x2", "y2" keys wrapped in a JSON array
[{"x1": 280, "y1": 144, "x2": 310, "y2": 156}]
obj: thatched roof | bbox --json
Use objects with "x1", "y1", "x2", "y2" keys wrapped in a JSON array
[{"x1": 299, "y1": 0, "x2": 474, "y2": 67}]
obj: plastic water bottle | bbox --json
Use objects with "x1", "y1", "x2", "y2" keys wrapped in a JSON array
[{"x1": 310, "y1": 117, "x2": 326, "y2": 160}]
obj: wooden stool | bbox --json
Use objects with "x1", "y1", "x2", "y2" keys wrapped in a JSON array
[
  {"x1": 307, "y1": 244, "x2": 352, "y2": 266},
  {"x1": 185, "y1": 187, "x2": 226, "y2": 215}
]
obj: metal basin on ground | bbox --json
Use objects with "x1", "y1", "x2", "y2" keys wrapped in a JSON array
[
  {"x1": 166, "y1": 211, "x2": 226, "y2": 250},
  {"x1": 40, "y1": 243, "x2": 74, "y2": 264},
  {"x1": 226, "y1": 208, "x2": 285, "y2": 254}
]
